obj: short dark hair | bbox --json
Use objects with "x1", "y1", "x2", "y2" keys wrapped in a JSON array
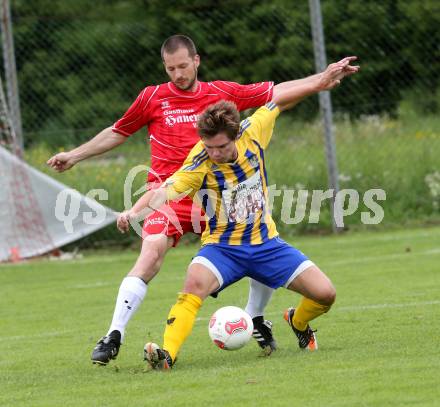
[
  {"x1": 197, "y1": 101, "x2": 240, "y2": 141},
  {"x1": 161, "y1": 34, "x2": 197, "y2": 60}
]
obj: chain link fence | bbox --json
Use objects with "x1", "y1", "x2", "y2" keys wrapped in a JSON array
[{"x1": 3, "y1": 0, "x2": 440, "y2": 247}]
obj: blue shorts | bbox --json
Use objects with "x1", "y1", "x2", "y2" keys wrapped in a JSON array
[{"x1": 191, "y1": 237, "x2": 314, "y2": 292}]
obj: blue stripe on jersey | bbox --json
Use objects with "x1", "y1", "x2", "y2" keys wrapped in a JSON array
[
  {"x1": 193, "y1": 148, "x2": 208, "y2": 162},
  {"x1": 199, "y1": 175, "x2": 217, "y2": 233},
  {"x1": 251, "y1": 140, "x2": 270, "y2": 242},
  {"x1": 265, "y1": 101, "x2": 277, "y2": 111},
  {"x1": 219, "y1": 220, "x2": 236, "y2": 243},
  {"x1": 231, "y1": 161, "x2": 252, "y2": 244},
  {"x1": 244, "y1": 149, "x2": 260, "y2": 175},
  {"x1": 189, "y1": 150, "x2": 208, "y2": 164},
  {"x1": 231, "y1": 162, "x2": 247, "y2": 183},
  {"x1": 188, "y1": 151, "x2": 208, "y2": 169},
  {"x1": 213, "y1": 169, "x2": 236, "y2": 243},
  {"x1": 260, "y1": 215, "x2": 269, "y2": 241},
  {"x1": 252, "y1": 140, "x2": 268, "y2": 185},
  {"x1": 184, "y1": 153, "x2": 209, "y2": 171},
  {"x1": 244, "y1": 149, "x2": 264, "y2": 244},
  {"x1": 208, "y1": 210, "x2": 218, "y2": 233},
  {"x1": 183, "y1": 149, "x2": 208, "y2": 169},
  {"x1": 238, "y1": 119, "x2": 251, "y2": 138},
  {"x1": 241, "y1": 215, "x2": 254, "y2": 245},
  {"x1": 213, "y1": 169, "x2": 227, "y2": 192},
  {"x1": 245, "y1": 149, "x2": 254, "y2": 160}
]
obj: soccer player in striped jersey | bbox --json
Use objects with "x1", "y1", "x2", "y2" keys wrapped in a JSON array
[{"x1": 117, "y1": 56, "x2": 359, "y2": 369}]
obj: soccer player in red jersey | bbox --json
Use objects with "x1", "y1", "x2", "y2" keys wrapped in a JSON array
[{"x1": 47, "y1": 35, "x2": 322, "y2": 364}]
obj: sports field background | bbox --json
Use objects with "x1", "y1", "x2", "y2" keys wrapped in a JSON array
[
  {"x1": 1, "y1": 226, "x2": 439, "y2": 406},
  {"x1": 1, "y1": 2, "x2": 439, "y2": 406}
]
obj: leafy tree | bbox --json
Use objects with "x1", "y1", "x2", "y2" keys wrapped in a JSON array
[{"x1": 8, "y1": 0, "x2": 440, "y2": 146}]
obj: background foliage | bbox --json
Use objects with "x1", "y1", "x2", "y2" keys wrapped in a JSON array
[
  {"x1": 10, "y1": 0, "x2": 440, "y2": 146},
  {"x1": 5, "y1": 0, "x2": 440, "y2": 245}
]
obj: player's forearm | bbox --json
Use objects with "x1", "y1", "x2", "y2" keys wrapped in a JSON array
[
  {"x1": 68, "y1": 127, "x2": 127, "y2": 164},
  {"x1": 272, "y1": 74, "x2": 324, "y2": 111},
  {"x1": 130, "y1": 187, "x2": 167, "y2": 219},
  {"x1": 272, "y1": 73, "x2": 321, "y2": 98}
]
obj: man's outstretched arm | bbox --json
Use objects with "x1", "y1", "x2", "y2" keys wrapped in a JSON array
[
  {"x1": 272, "y1": 73, "x2": 323, "y2": 98},
  {"x1": 273, "y1": 56, "x2": 359, "y2": 111},
  {"x1": 46, "y1": 127, "x2": 127, "y2": 172}
]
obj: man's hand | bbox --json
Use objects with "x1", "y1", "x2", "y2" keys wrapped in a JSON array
[
  {"x1": 46, "y1": 152, "x2": 77, "y2": 172},
  {"x1": 46, "y1": 127, "x2": 127, "y2": 173},
  {"x1": 318, "y1": 56, "x2": 359, "y2": 91},
  {"x1": 117, "y1": 210, "x2": 133, "y2": 233},
  {"x1": 272, "y1": 56, "x2": 359, "y2": 111}
]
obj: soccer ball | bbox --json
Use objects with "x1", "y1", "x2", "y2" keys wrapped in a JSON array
[{"x1": 208, "y1": 306, "x2": 253, "y2": 350}]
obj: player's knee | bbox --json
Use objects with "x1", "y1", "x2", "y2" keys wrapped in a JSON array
[
  {"x1": 320, "y1": 285, "x2": 336, "y2": 306},
  {"x1": 183, "y1": 276, "x2": 207, "y2": 297},
  {"x1": 140, "y1": 245, "x2": 164, "y2": 268}
]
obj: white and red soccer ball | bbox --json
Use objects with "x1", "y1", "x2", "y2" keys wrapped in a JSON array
[{"x1": 208, "y1": 306, "x2": 253, "y2": 350}]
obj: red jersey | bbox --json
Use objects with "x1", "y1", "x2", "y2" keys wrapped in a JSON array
[{"x1": 112, "y1": 80, "x2": 273, "y2": 182}]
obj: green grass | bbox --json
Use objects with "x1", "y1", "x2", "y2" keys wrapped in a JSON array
[{"x1": 1, "y1": 226, "x2": 440, "y2": 406}]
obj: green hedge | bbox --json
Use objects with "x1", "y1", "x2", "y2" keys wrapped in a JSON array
[{"x1": 11, "y1": 0, "x2": 440, "y2": 147}]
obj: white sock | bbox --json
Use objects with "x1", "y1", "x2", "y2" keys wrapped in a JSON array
[
  {"x1": 107, "y1": 276, "x2": 147, "y2": 342},
  {"x1": 245, "y1": 279, "x2": 274, "y2": 319}
]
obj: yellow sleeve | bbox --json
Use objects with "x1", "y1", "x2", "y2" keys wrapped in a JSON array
[
  {"x1": 165, "y1": 141, "x2": 208, "y2": 200},
  {"x1": 239, "y1": 102, "x2": 280, "y2": 149}
]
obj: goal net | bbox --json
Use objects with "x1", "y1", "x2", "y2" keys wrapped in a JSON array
[{"x1": 0, "y1": 77, "x2": 117, "y2": 262}]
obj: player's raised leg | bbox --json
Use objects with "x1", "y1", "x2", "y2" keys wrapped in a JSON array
[
  {"x1": 285, "y1": 265, "x2": 336, "y2": 351},
  {"x1": 91, "y1": 234, "x2": 173, "y2": 365},
  {"x1": 144, "y1": 262, "x2": 219, "y2": 370}
]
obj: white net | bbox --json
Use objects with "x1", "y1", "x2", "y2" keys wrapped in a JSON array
[{"x1": 0, "y1": 78, "x2": 117, "y2": 262}]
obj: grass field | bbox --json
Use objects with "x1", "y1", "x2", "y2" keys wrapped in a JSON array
[{"x1": 1, "y1": 226, "x2": 439, "y2": 407}]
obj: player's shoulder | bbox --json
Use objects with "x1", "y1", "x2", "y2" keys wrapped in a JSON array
[
  {"x1": 153, "y1": 82, "x2": 174, "y2": 96},
  {"x1": 237, "y1": 104, "x2": 268, "y2": 136},
  {"x1": 138, "y1": 83, "x2": 162, "y2": 93},
  {"x1": 182, "y1": 142, "x2": 210, "y2": 172},
  {"x1": 238, "y1": 103, "x2": 278, "y2": 137},
  {"x1": 136, "y1": 83, "x2": 177, "y2": 108},
  {"x1": 238, "y1": 116, "x2": 253, "y2": 139},
  {"x1": 134, "y1": 84, "x2": 161, "y2": 101},
  {"x1": 208, "y1": 80, "x2": 242, "y2": 91}
]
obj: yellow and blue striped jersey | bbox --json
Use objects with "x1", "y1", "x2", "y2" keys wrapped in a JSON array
[{"x1": 165, "y1": 102, "x2": 280, "y2": 246}]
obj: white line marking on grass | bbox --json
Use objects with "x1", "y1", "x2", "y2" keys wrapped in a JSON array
[
  {"x1": 335, "y1": 300, "x2": 440, "y2": 312},
  {"x1": 296, "y1": 230, "x2": 440, "y2": 248},
  {"x1": 327, "y1": 248, "x2": 440, "y2": 266},
  {"x1": 424, "y1": 248, "x2": 440, "y2": 255},
  {"x1": 191, "y1": 300, "x2": 440, "y2": 323},
  {"x1": 0, "y1": 330, "x2": 74, "y2": 343},
  {"x1": 70, "y1": 282, "x2": 114, "y2": 289}
]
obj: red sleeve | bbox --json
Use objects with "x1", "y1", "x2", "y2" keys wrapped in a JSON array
[
  {"x1": 209, "y1": 81, "x2": 274, "y2": 111},
  {"x1": 112, "y1": 85, "x2": 158, "y2": 137}
]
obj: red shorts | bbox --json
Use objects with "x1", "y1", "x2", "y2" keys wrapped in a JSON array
[{"x1": 142, "y1": 196, "x2": 206, "y2": 247}]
